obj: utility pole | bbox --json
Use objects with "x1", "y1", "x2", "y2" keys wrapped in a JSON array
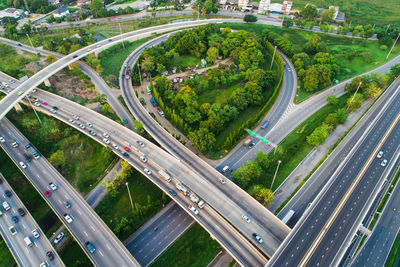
[
  {"x1": 270, "y1": 45, "x2": 277, "y2": 70},
  {"x1": 138, "y1": 62, "x2": 143, "y2": 86},
  {"x1": 270, "y1": 160, "x2": 282, "y2": 190},
  {"x1": 347, "y1": 81, "x2": 362, "y2": 111},
  {"x1": 26, "y1": 96, "x2": 42, "y2": 124},
  {"x1": 385, "y1": 24, "x2": 391, "y2": 33},
  {"x1": 26, "y1": 33, "x2": 34, "y2": 50},
  {"x1": 125, "y1": 182, "x2": 134, "y2": 210},
  {"x1": 118, "y1": 23, "x2": 125, "y2": 49},
  {"x1": 386, "y1": 32, "x2": 400, "y2": 60}
]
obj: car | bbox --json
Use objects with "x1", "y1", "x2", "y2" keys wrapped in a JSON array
[
  {"x1": 49, "y1": 183, "x2": 57, "y2": 191},
  {"x1": 41, "y1": 101, "x2": 48, "y2": 105},
  {"x1": 96, "y1": 44, "x2": 101, "y2": 48},
  {"x1": 103, "y1": 133, "x2": 109, "y2": 138},
  {"x1": 50, "y1": 109, "x2": 57, "y2": 113},
  {"x1": 122, "y1": 152, "x2": 129, "y2": 157},
  {"x1": 103, "y1": 138, "x2": 110, "y2": 144},
  {"x1": 124, "y1": 146, "x2": 131, "y2": 152},
  {"x1": 25, "y1": 154, "x2": 32, "y2": 162},
  {"x1": 144, "y1": 168, "x2": 152, "y2": 175},
  {"x1": 10, "y1": 80, "x2": 15, "y2": 83},
  {"x1": 44, "y1": 190, "x2": 51, "y2": 197},
  {"x1": 32, "y1": 229, "x2": 40, "y2": 239},
  {"x1": 112, "y1": 143, "x2": 119, "y2": 150},
  {"x1": 17, "y1": 91, "x2": 23, "y2": 96},
  {"x1": 5, "y1": 190, "x2": 12, "y2": 197},
  {"x1": 40, "y1": 262, "x2": 48, "y2": 267},
  {"x1": 86, "y1": 48, "x2": 91, "y2": 52},
  {"x1": 377, "y1": 151, "x2": 383, "y2": 158},
  {"x1": 218, "y1": 177, "x2": 226, "y2": 184},
  {"x1": 108, "y1": 39, "x2": 112, "y2": 42},
  {"x1": 0, "y1": 137, "x2": 5, "y2": 142},
  {"x1": 72, "y1": 55, "x2": 78, "y2": 58},
  {"x1": 9, "y1": 226, "x2": 17, "y2": 235},
  {"x1": 252, "y1": 233, "x2": 263, "y2": 244},
  {"x1": 69, "y1": 119, "x2": 76, "y2": 124},
  {"x1": 248, "y1": 142, "x2": 255, "y2": 149},
  {"x1": 46, "y1": 251, "x2": 54, "y2": 261},
  {"x1": 122, "y1": 118, "x2": 128, "y2": 124},
  {"x1": 158, "y1": 110, "x2": 165, "y2": 117},
  {"x1": 85, "y1": 241, "x2": 96, "y2": 253},
  {"x1": 11, "y1": 141, "x2": 18, "y2": 148},
  {"x1": 87, "y1": 123, "x2": 93, "y2": 128},
  {"x1": 64, "y1": 214, "x2": 73, "y2": 223},
  {"x1": 65, "y1": 201, "x2": 71, "y2": 209},
  {"x1": 381, "y1": 159, "x2": 388, "y2": 167},
  {"x1": 140, "y1": 156, "x2": 147, "y2": 163},
  {"x1": 242, "y1": 215, "x2": 251, "y2": 223},
  {"x1": 79, "y1": 124, "x2": 86, "y2": 129},
  {"x1": 54, "y1": 232, "x2": 64, "y2": 244},
  {"x1": 19, "y1": 161, "x2": 27, "y2": 169},
  {"x1": 169, "y1": 189, "x2": 177, "y2": 196},
  {"x1": 137, "y1": 141, "x2": 145, "y2": 147},
  {"x1": 90, "y1": 130, "x2": 96, "y2": 136},
  {"x1": 32, "y1": 89, "x2": 37, "y2": 93},
  {"x1": 189, "y1": 205, "x2": 199, "y2": 215},
  {"x1": 72, "y1": 114, "x2": 79, "y2": 120},
  {"x1": 18, "y1": 208, "x2": 25, "y2": 216},
  {"x1": 17, "y1": 43, "x2": 22, "y2": 47},
  {"x1": 12, "y1": 216, "x2": 19, "y2": 223}
]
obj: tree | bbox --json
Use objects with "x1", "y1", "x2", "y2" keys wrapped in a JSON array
[
  {"x1": 244, "y1": 81, "x2": 263, "y2": 105},
  {"x1": 390, "y1": 64, "x2": 400, "y2": 78},
  {"x1": 1, "y1": 16, "x2": 18, "y2": 25},
  {"x1": 188, "y1": 127, "x2": 216, "y2": 151},
  {"x1": 232, "y1": 167, "x2": 251, "y2": 188},
  {"x1": 101, "y1": 103, "x2": 113, "y2": 113},
  {"x1": 46, "y1": 54, "x2": 56, "y2": 63},
  {"x1": 251, "y1": 185, "x2": 274, "y2": 206},
  {"x1": 324, "y1": 113, "x2": 338, "y2": 127},
  {"x1": 304, "y1": 64, "x2": 331, "y2": 92},
  {"x1": 20, "y1": 23, "x2": 32, "y2": 35},
  {"x1": 206, "y1": 46, "x2": 219, "y2": 64},
  {"x1": 336, "y1": 108, "x2": 348, "y2": 124},
  {"x1": 300, "y1": 5, "x2": 318, "y2": 20},
  {"x1": 134, "y1": 120, "x2": 145, "y2": 135},
  {"x1": 305, "y1": 35, "x2": 327, "y2": 55},
  {"x1": 306, "y1": 126, "x2": 329, "y2": 146},
  {"x1": 365, "y1": 84, "x2": 382, "y2": 99},
  {"x1": 232, "y1": 160, "x2": 262, "y2": 188},
  {"x1": 141, "y1": 55, "x2": 155, "y2": 73},
  {"x1": 48, "y1": 150, "x2": 65, "y2": 167},
  {"x1": 244, "y1": 14, "x2": 258, "y2": 23},
  {"x1": 90, "y1": 0, "x2": 105, "y2": 18},
  {"x1": 255, "y1": 152, "x2": 269, "y2": 170},
  {"x1": 282, "y1": 17, "x2": 293, "y2": 28},
  {"x1": 326, "y1": 95, "x2": 338, "y2": 105},
  {"x1": 203, "y1": 0, "x2": 214, "y2": 14},
  {"x1": 347, "y1": 93, "x2": 364, "y2": 111},
  {"x1": 321, "y1": 8, "x2": 335, "y2": 24}
]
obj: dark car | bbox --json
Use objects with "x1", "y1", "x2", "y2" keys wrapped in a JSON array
[
  {"x1": 65, "y1": 201, "x2": 71, "y2": 209},
  {"x1": 18, "y1": 208, "x2": 25, "y2": 216},
  {"x1": 5, "y1": 190, "x2": 12, "y2": 197},
  {"x1": 17, "y1": 43, "x2": 22, "y2": 47},
  {"x1": 46, "y1": 251, "x2": 54, "y2": 261},
  {"x1": 169, "y1": 189, "x2": 177, "y2": 196},
  {"x1": 53, "y1": 106, "x2": 58, "y2": 110},
  {"x1": 122, "y1": 152, "x2": 129, "y2": 157},
  {"x1": 85, "y1": 241, "x2": 96, "y2": 253},
  {"x1": 24, "y1": 154, "x2": 32, "y2": 162},
  {"x1": 11, "y1": 216, "x2": 19, "y2": 223},
  {"x1": 0, "y1": 177, "x2": 3, "y2": 184},
  {"x1": 72, "y1": 55, "x2": 78, "y2": 58}
]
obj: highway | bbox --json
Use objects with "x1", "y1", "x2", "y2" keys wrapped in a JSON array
[
  {"x1": 6, "y1": 84, "x2": 269, "y2": 265},
  {"x1": 0, "y1": 118, "x2": 139, "y2": 266},
  {"x1": 0, "y1": 173, "x2": 64, "y2": 267},
  {"x1": 269, "y1": 79, "x2": 400, "y2": 266},
  {"x1": 121, "y1": 33, "x2": 290, "y2": 257}
]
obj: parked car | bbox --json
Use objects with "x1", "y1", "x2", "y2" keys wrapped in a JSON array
[{"x1": 54, "y1": 232, "x2": 64, "y2": 244}]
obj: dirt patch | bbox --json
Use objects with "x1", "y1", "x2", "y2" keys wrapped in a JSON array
[
  {"x1": 49, "y1": 71, "x2": 97, "y2": 100},
  {"x1": 299, "y1": 124, "x2": 307, "y2": 134}
]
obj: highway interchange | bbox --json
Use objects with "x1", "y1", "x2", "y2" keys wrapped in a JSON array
[{"x1": 0, "y1": 16, "x2": 400, "y2": 267}]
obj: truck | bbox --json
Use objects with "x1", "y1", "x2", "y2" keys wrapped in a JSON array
[
  {"x1": 243, "y1": 138, "x2": 252, "y2": 146},
  {"x1": 158, "y1": 170, "x2": 171, "y2": 182},
  {"x1": 281, "y1": 209, "x2": 295, "y2": 225},
  {"x1": 25, "y1": 143, "x2": 40, "y2": 159},
  {"x1": 189, "y1": 193, "x2": 199, "y2": 203},
  {"x1": 125, "y1": 65, "x2": 131, "y2": 80},
  {"x1": 150, "y1": 97, "x2": 158, "y2": 107},
  {"x1": 175, "y1": 182, "x2": 188, "y2": 195},
  {"x1": 261, "y1": 120, "x2": 269, "y2": 129}
]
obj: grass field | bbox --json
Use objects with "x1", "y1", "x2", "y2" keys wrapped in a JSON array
[
  {"x1": 59, "y1": 240, "x2": 92, "y2": 266},
  {"x1": 386, "y1": 231, "x2": 400, "y2": 267},
  {"x1": 171, "y1": 55, "x2": 201, "y2": 70},
  {"x1": 0, "y1": 238, "x2": 16, "y2": 267},
  {"x1": 151, "y1": 223, "x2": 221, "y2": 267},
  {"x1": 271, "y1": 0, "x2": 400, "y2": 26},
  {"x1": 0, "y1": 43, "x2": 40, "y2": 78},
  {"x1": 7, "y1": 108, "x2": 116, "y2": 195},
  {"x1": 95, "y1": 167, "x2": 169, "y2": 240}
]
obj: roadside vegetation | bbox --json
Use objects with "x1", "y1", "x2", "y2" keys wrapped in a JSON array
[
  {"x1": 59, "y1": 240, "x2": 92, "y2": 266},
  {"x1": 0, "y1": 238, "x2": 16, "y2": 267},
  {"x1": 0, "y1": 43, "x2": 40, "y2": 79},
  {"x1": 386, "y1": 230, "x2": 400, "y2": 267},
  {"x1": 151, "y1": 223, "x2": 220, "y2": 267}
]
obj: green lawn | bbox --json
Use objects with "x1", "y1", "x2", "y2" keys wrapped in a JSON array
[
  {"x1": 271, "y1": 0, "x2": 400, "y2": 26},
  {"x1": 59, "y1": 239, "x2": 92, "y2": 266},
  {"x1": 7, "y1": 108, "x2": 116, "y2": 195},
  {"x1": 151, "y1": 223, "x2": 221, "y2": 267},
  {"x1": 171, "y1": 55, "x2": 201, "y2": 70},
  {"x1": 0, "y1": 238, "x2": 16, "y2": 267},
  {"x1": 0, "y1": 43, "x2": 40, "y2": 78},
  {"x1": 100, "y1": 37, "x2": 152, "y2": 80},
  {"x1": 386, "y1": 231, "x2": 400, "y2": 267},
  {"x1": 198, "y1": 84, "x2": 242, "y2": 106},
  {"x1": 95, "y1": 167, "x2": 170, "y2": 240}
]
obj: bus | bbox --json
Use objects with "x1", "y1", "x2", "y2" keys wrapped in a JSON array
[
  {"x1": 281, "y1": 209, "x2": 295, "y2": 225},
  {"x1": 261, "y1": 120, "x2": 269, "y2": 129}
]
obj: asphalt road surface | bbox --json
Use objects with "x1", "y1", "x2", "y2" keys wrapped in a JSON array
[
  {"x1": 0, "y1": 119, "x2": 139, "y2": 266},
  {"x1": 0, "y1": 173, "x2": 64, "y2": 267},
  {"x1": 269, "y1": 80, "x2": 400, "y2": 266}
]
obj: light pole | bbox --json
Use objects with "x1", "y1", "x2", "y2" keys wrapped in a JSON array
[
  {"x1": 26, "y1": 33, "x2": 34, "y2": 50},
  {"x1": 119, "y1": 23, "x2": 125, "y2": 49},
  {"x1": 386, "y1": 32, "x2": 400, "y2": 60},
  {"x1": 26, "y1": 96, "x2": 42, "y2": 124},
  {"x1": 125, "y1": 182, "x2": 134, "y2": 210},
  {"x1": 346, "y1": 81, "x2": 362, "y2": 111},
  {"x1": 270, "y1": 45, "x2": 277, "y2": 70},
  {"x1": 270, "y1": 160, "x2": 281, "y2": 190}
]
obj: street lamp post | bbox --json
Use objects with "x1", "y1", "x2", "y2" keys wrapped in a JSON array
[
  {"x1": 347, "y1": 81, "x2": 362, "y2": 111},
  {"x1": 125, "y1": 182, "x2": 134, "y2": 210},
  {"x1": 270, "y1": 160, "x2": 282, "y2": 190},
  {"x1": 119, "y1": 23, "x2": 125, "y2": 49},
  {"x1": 26, "y1": 33, "x2": 34, "y2": 50},
  {"x1": 270, "y1": 45, "x2": 277, "y2": 70}
]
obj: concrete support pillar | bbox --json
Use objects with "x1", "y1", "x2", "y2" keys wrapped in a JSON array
[
  {"x1": 14, "y1": 103, "x2": 23, "y2": 112},
  {"x1": 44, "y1": 78, "x2": 51, "y2": 87}
]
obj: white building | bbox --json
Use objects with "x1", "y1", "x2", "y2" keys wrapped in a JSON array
[
  {"x1": 282, "y1": 1, "x2": 292, "y2": 14},
  {"x1": 53, "y1": 6, "x2": 69, "y2": 18},
  {"x1": 0, "y1": 8, "x2": 24, "y2": 20},
  {"x1": 258, "y1": 0, "x2": 270, "y2": 13},
  {"x1": 238, "y1": 0, "x2": 249, "y2": 9},
  {"x1": 258, "y1": 0, "x2": 292, "y2": 14}
]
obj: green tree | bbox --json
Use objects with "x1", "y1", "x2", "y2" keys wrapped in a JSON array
[
  {"x1": 46, "y1": 54, "x2": 56, "y2": 63},
  {"x1": 101, "y1": 103, "x2": 112, "y2": 113},
  {"x1": 48, "y1": 150, "x2": 65, "y2": 167},
  {"x1": 307, "y1": 126, "x2": 329, "y2": 146},
  {"x1": 255, "y1": 151, "x2": 269, "y2": 170},
  {"x1": 336, "y1": 108, "x2": 348, "y2": 124},
  {"x1": 244, "y1": 14, "x2": 258, "y2": 23},
  {"x1": 321, "y1": 8, "x2": 335, "y2": 24},
  {"x1": 232, "y1": 160, "x2": 262, "y2": 188},
  {"x1": 141, "y1": 54, "x2": 155, "y2": 73},
  {"x1": 282, "y1": 17, "x2": 293, "y2": 28},
  {"x1": 232, "y1": 167, "x2": 251, "y2": 188},
  {"x1": 324, "y1": 113, "x2": 338, "y2": 127},
  {"x1": 390, "y1": 64, "x2": 400, "y2": 78},
  {"x1": 244, "y1": 81, "x2": 263, "y2": 105},
  {"x1": 300, "y1": 5, "x2": 318, "y2": 20},
  {"x1": 347, "y1": 93, "x2": 364, "y2": 111},
  {"x1": 90, "y1": 0, "x2": 105, "y2": 18},
  {"x1": 188, "y1": 127, "x2": 216, "y2": 151},
  {"x1": 326, "y1": 95, "x2": 338, "y2": 105},
  {"x1": 206, "y1": 46, "x2": 219, "y2": 64},
  {"x1": 134, "y1": 120, "x2": 145, "y2": 135},
  {"x1": 305, "y1": 35, "x2": 327, "y2": 55},
  {"x1": 304, "y1": 64, "x2": 331, "y2": 92}
]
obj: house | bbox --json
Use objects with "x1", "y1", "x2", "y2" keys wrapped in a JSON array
[
  {"x1": 258, "y1": 0, "x2": 270, "y2": 13},
  {"x1": 317, "y1": 5, "x2": 345, "y2": 22},
  {"x1": 0, "y1": 8, "x2": 24, "y2": 20},
  {"x1": 53, "y1": 6, "x2": 69, "y2": 18},
  {"x1": 47, "y1": 0, "x2": 60, "y2": 6},
  {"x1": 282, "y1": 1, "x2": 292, "y2": 14},
  {"x1": 238, "y1": 0, "x2": 249, "y2": 9},
  {"x1": 258, "y1": 0, "x2": 291, "y2": 14},
  {"x1": 77, "y1": 0, "x2": 91, "y2": 8}
]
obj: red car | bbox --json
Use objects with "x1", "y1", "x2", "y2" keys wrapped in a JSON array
[
  {"x1": 44, "y1": 190, "x2": 51, "y2": 197},
  {"x1": 41, "y1": 101, "x2": 48, "y2": 105},
  {"x1": 124, "y1": 146, "x2": 131, "y2": 152},
  {"x1": 46, "y1": 251, "x2": 54, "y2": 261}
]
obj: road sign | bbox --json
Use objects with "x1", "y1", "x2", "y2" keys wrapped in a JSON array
[
  {"x1": 246, "y1": 129, "x2": 270, "y2": 144},
  {"x1": 247, "y1": 129, "x2": 257, "y2": 137},
  {"x1": 260, "y1": 137, "x2": 270, "y2": 144}
]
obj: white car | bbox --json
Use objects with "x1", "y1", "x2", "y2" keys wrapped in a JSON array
[
  {"x1": 64, "y1": 214, "x2": 73, "y2": 224},
  {"x1": 79, "y1": 124, "x2": 86, "y2": 129},
  {"x1": 140, "y1": 156, "x2": 147, "y2": 163},
  {"x1": 377, "y1": 151, "x2": 383, "y2": 158},
  {"x1": 137, "y1": 141, "x2": 145, "y2": 147},
  {"x1": 103, "y1": 138, "x2": 110, "y2": 144},
  {"x1": 12, "y1": 141, "x2": 18, "y2": 148},
  {"x1": 242, "y1": 215, "x2": 251, "y2": 223},
  {"x1": 381, "y1": 159, "x2": 388, "y2": 167},
  {"x1": 253, "y1": 233, "x2": 263, "y2": 244},
  {"x1": 54, "y1": 232, "x2": 64, "y2": 244},
  {"x1": 51, "y1": 109, "x2": 57, "y2": 113},
  {"x1": 9, "y1": 226, "x2": 17, "y2": 236},
  {"x1": 103, "y1": 133, "x2": 109, "y2": 138},
  {"x1": 34, "y1": 102, "x2": 41, "y2": 107},
  {"x1": 0, "y1": 137, "x2": 5, "y2": 143},
  {"x1": 32, "y1": 229, "x2": 40, "y2": 239},
  {"x1": 87, "y1": 123, "x2": 93, "y2": 128},
  {"x1": 19, "y1": 161, "x2": 27, "y2": 169},
  {"x1": 69, "y1": 119, "x2": 76, "y2": 124},
  {"x1": 72, "y1": 114, "x2": 79, "y2": 120},
  {"x1": 49, "y1": 183, "x2": 57, "y2": 191},
  {"x1": 112, "y1": 143, "x2": 119, "y2": 150},
  {"x1": 144, "y1": 168, "x2": 152, "y2": 175},
  {"x1": 189, "y1": 205, "x2": 199, "y2": 215}
]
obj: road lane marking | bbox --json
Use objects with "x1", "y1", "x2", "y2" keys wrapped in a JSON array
[{"x1": 84, "y1": 231, "x2": 88, "y2": 237}]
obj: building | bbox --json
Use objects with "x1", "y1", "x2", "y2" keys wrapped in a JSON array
[
  {"x1": 282, "y1": 1, "x2": 292, "y2": 14},
  {"x1": 317, "y1": 5, "x2": 345, "y2": 23},
  {"x1": 238, "y1": 0, "x2": 249, "y2": 9},
  {"x1": 258, "y1": 0, "x2": 270, "y2": 13},
  {"x1": 77, "y1": 0, "x2": 91, "y2": 8},
  {"x1": 53, "y1": 6, "x2": 70, "y2": 18},
  {"x1": 258, "y1": 0, "x2": 292, "y2": 14},
  {"x1": 47, "y1": 0, "x2": 60, "y2": 6},
  {"x1": 0, "y1": 8, "x2": 24, "y2": 20}
]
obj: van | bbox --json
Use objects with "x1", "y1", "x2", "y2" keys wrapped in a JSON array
[
  {"x1": 24, "y1": 236, "x2": 33, "y2": 247},
  {"x1": 2, "y1": 201, "x2": 10, "y2": 211},
  {"x1": 222, "y1": 166, "x2": 229, "y2": 173},
  {"x1": 198, "y1": 200, "x2": 205, "y2": 209}
]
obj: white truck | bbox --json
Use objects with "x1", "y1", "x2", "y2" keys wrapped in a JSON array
[{"x1": 158, "y1": 170, "x2": 171, "y2": 182}]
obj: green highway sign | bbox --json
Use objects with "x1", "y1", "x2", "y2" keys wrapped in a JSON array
[
  {"x1": 247, "y1": 129, "x2": 257, "y2": 137},
  {"x1": 246, "y1": 129, "x2": 271, "y2": 144},
  {"x1": 260, "y1": 137, "x2": 270, "y2": 144}
]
